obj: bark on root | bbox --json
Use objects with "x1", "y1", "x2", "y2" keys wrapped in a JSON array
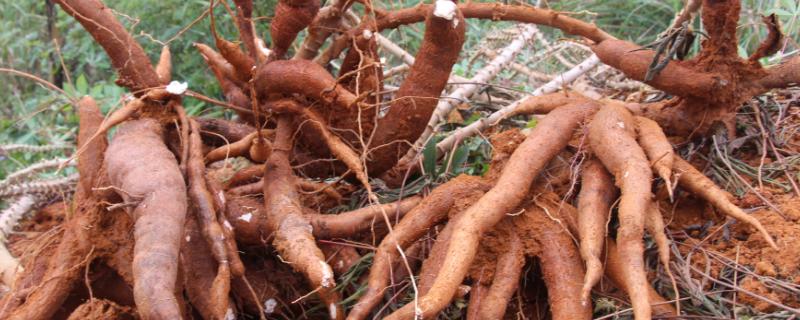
[
  {"x1": 384, "y1": 102, "x2": 598, "y2": 319},
  {"x1": 105, "y1": 119, "x2": 187, "y2": 319},
  {"x1": 347, "y1": 175, "x2": 489, "y2": 320},
  {"x1": 366, "y1": 4, "x2": 467, "y2": 176},
  {"x1": 262, "y1": 117, "x2": 344, "y2": 320},
  {"x1": 515, "y1": 203, "x2": 591, "y2": 320},
  {"x1": 270, "y1": 0, "x2": 321, "y2": 58},
  {"x1": 576, "y1": 157, "x2": 616, "y2": 303},
  {"x1": 1, "y1": 97, "x2": 111, "y2": 320},
  {"x1": 473, "y1": 225, "x2": 524, "y2": 319},
  {"x1": 588, "y1": 103, "x2": 653, "y2": 320},
  {"x1": 187, "y1": 119, "x2": 232, "y2": 319},
  {"x1": 54, "y1": 0, "x2": 160, "y2": 92}
]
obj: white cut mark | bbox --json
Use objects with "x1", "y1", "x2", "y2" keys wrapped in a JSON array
[
  {"x1": 459, "y1": 284, "x2": 471, "y2": 295},
  {"x1": 264, "y1": 298, "x2": 277, "y2": 314},
  {"x1": 185, "y1": 235, "x2": 191, "y2": 242},
  {"x1": 362, "y1": 29, "x2": 373, "y2": 40},
  {"x1": 624, "y1": 170, "x2": 629, "y2": 178},
  {"x1": 329, "y1": 304, "x2": 337, "y2": 319},
  {"x1": 453, "y1": 18, "x2": 460, "y2": 27},
  {"x1": 216, "y1": 190, "x2": 226, "y2": 207},
  {"x1": 433, "y1": 0, "x2": 457, "y2": 21},
  {"x1": 257, "y1": 38, "x2": 272, "y2": 57},
  {"x1": 224, "y1": 308, "x2": 235, "y2": 320},
  {"x1": 337, "y1": 260, "x2": 344, "y2": 269},
  {"x1": 166, "y1": 81, "x2": 188, "y2": 95},
  {"x1": 224, "y1": 220, "x2": 233, "y2": 230},
  {"x1": 238, "y1": 213, "x2": 253, "y2": 223},
  {"x1": 616, "y1": 121, "x2": 625, "y2": 129},
  {"x1": 320, "y1": 261, "x2": 334, "y2": 287}
]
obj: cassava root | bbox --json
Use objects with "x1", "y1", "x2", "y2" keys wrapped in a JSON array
[{"x1": 5, "y1": 0, "x2": 792, "y2": 319}]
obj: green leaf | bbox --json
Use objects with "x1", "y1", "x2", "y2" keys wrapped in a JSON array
[
  {"x1": 422, "y1": 136, "x2": 438, "y2": 177},
  {"x1": 764, "y1": 8, "x2": 792, "y2": 17},
  {"x1": 464, "y1": 112, "x2": 482, "y2": 125},
  {"x1": 449, "y1": 144, "x2": 470, "y2": 175},
  {"x1": 62, "y1": 82, "x2": 76, "y2": 98},
  {"x1": 75, "y1": 74, "x2": 88, "y2": 94},
  {"x1": 525, "y1": 118, "x2": 539, "y2": 128}
]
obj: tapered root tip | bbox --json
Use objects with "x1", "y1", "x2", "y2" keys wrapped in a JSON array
[
  {"x1": 759, "y1": 225, "x2": 779, "y2": 250},
  {"x1": 580, "y1": 258, "x2": 602, "y2": 304},
  {"x1": 665, "y1": 178, "x2": 675, "y2": 202},
  {"x1": 743, "y1": 214, "x2": 779, "y2": 250},
  {"x1": 579, "y1": 288, "x2": 591, "y2": 306}
]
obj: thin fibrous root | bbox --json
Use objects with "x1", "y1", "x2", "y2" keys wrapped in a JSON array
[
  {"x1": 673, "y1": 156, "x2": 778, "y2": 249},
  {"x1": 635, "y1": 115, "x2": 675, "y2": 199},
  {"x1": 187, "y1": 118, "x2": 232, "y2": 318},
  {"x1": 262, "y1": 116, "x2": 343, "y2": 320},
  {"x1": 588, "y1": 103, "x2": 653, "y2": 320},
  {"x1": 384, "y1": 102, "x2": 598, "y2": 319},
  {"x1": 225, "y1": 191, "x2": 421, "y2": 244},
  {"x1": 347, "y1": 175, "x2": 488, "y2": 320},
  {"x1": 273, "y1": 100, "x2": 371, "y2": 191}
]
